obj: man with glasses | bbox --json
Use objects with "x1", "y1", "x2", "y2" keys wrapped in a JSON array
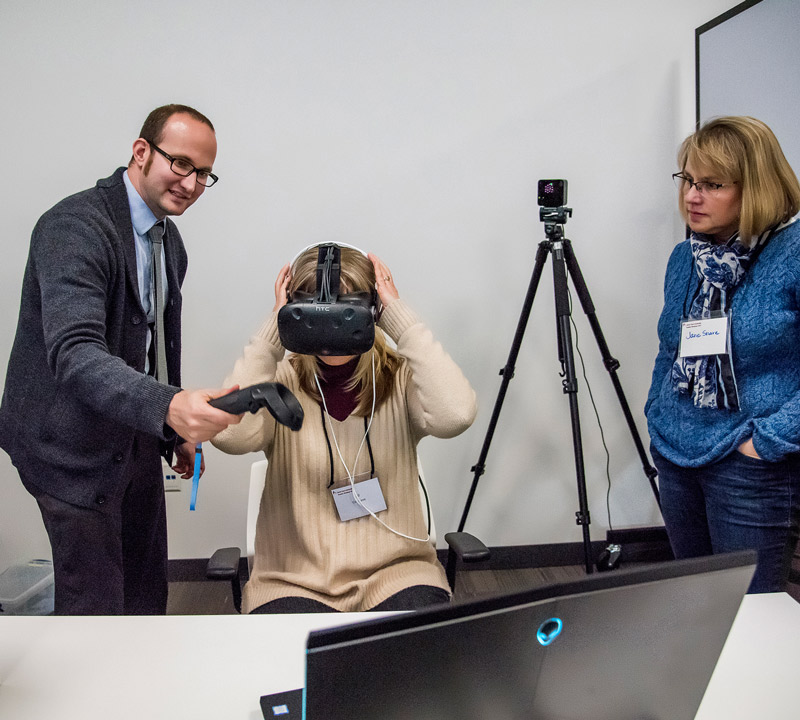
[{"x1": 0, "y1": 104, "x2": 242, "y2": 614}]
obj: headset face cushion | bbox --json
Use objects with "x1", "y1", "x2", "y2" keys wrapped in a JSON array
[{"x1": 278, "y1": 295, "x2": 375, "y2": 355}]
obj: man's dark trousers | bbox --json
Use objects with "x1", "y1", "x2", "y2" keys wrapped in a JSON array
[{"x1": 22, "y1": 432, "x2": 168, "y2": 615}]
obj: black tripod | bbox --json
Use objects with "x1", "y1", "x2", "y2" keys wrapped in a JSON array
[{"x1": 457, "y1": 203, "x2": 660, "y2": 574}]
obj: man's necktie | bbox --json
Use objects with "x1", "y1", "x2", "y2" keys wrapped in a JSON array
[{"x1": 147, "y1": 223, "x2": 168, "y2": 384}]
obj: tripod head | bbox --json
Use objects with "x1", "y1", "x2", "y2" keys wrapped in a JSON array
[
  {"x1": 539, "y1": 206, "x2": 573, "y2": 240},
  {"x1": 538, "y1": 179, "x2": 572, "y2": 241}
]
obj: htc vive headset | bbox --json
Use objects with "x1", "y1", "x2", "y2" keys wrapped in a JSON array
[{"x1": 277, "y1": 243, "x2": 379, "y2": 356}]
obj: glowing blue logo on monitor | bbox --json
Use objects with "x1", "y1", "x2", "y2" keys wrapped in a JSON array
[{"x1": 536, "y1": 618, "x2": 563, "y2": 646}]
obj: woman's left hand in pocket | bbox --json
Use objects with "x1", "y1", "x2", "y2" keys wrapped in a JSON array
[{"x1": 737, "y1": 438, "x2": 761, "y2": 459}]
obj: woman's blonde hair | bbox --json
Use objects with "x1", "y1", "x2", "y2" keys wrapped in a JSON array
[
  {"x1": 677, "y1": 116, "x2": 800, "y2": 244},
  {"x1": 287, "y1": 246, "x2": 401, "y2": 414}
]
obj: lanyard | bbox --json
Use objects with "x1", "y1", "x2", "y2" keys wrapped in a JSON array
[
  {"x1": 319, "y1": 405, "x2": 375, "y2": 487},
  {"x1": 314, "y1": 360, "x2": 431, "y2": 543},
  {"x1": 190, "y1": 442, "x2": 202, "y2": 510}
]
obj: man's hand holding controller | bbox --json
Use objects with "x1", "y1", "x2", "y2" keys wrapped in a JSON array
[{"x1": 166, "y1": 386, "x2": 244, "y2": 445}]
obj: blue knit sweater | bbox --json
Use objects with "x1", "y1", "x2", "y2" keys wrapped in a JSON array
[{"x1": 646, "y1": 220, "x2": 800, "y2": 466}]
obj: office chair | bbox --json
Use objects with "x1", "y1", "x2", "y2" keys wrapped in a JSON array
[{"x1": 206, "y1": 458, "x2": 489, "y2": 613}]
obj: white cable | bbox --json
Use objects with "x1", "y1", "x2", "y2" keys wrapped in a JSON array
[{"x1": 315, "y1": 351, "x2": 429, "y2": 543}]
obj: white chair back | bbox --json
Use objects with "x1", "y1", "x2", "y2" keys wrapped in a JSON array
[
  {"x1": 417, "y1": 459, "x2": 437, "y2": 545},
  {"x1": 246, "y1": 460, "x2": 268, "y2": 572}
]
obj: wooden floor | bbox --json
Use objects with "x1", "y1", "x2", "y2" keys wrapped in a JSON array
[
  {"x1": 167, "y1": 578, "x2": 240, "y2": 614},
  {"x1": 454, "y1": 565, "x2": 587, "y2": 601},
  {"x1": 167, "y1": 565, "x2": 588, "y2": 615},
  {"x1": 167, "y1": 540, "x2": 800, "y2": 614}
]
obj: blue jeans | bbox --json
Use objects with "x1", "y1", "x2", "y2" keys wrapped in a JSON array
[{"x1": 652, "y1": 446, "x2": 800, "y2": 593}]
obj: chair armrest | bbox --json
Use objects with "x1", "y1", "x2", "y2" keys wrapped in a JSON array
[
  {"x1": 444, "y1": 532, "x2": 490, "y2": 563},
  {"x1": 444, "y1": 532, "x2": 490, "y2": 593},
  {"x1": 206, "y1": 547, "x2": 241, "y2": 580}
]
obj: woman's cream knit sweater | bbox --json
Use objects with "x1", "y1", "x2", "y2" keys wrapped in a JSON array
[{"x1": 212, "y1": 300, "x2": 477, "y2": 612}]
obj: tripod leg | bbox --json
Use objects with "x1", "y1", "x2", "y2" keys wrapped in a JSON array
[
  {"x1": 562, "y1": 241, "x2": 661, "y2": 508},
  {"x1": 457, "y1": 241, "x2": 551, "y2": 532},
  {"x1": 551, "y1": 241, "x2": 594, "y2": 574}
]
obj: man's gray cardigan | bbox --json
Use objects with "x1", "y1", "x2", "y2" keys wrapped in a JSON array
[{"x1": 0, "y1": 168, "x2": 187, "y2": 508}]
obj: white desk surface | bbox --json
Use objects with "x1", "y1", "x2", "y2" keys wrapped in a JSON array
[{"x1": 0, "y1": 593, "x2": 797, "y2": 720}]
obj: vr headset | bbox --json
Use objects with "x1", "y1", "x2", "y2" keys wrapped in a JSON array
[{"x1": 277, "y1": 243, "x2": 379, "y2": 356}]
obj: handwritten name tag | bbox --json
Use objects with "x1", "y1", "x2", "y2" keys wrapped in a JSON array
[
  {"x1": 679, "y1": 316, "x2": 729, "y2": 358},
  {"x1": 331, "y1": 476, "x2": 387, "y2": 521}
]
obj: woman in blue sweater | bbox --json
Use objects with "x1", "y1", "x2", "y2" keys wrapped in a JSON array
[{"x1": 646, "y1": 116, "x2": 800, "y2": 593}]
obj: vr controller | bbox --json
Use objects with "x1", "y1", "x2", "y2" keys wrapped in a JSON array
[
  {"x1": 278, "y1": 244, "x2": 377, "y2": 356},
  {"x1": 209, "y1": 382, "x2": 304, "y2": 431}
]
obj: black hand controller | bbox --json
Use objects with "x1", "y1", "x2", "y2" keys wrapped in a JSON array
[{"x1": 209, "y1": 382, "x2": 304, "y2": 431}]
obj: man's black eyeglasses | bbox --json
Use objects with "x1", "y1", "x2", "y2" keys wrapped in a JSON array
[{"x1": 148, "y1": 142, "x2": 219, "y2": 187}]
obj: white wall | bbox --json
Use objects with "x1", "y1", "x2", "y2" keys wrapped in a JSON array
[{"x1": 0, "y1": 0, "x2": 738, "y2": 570}]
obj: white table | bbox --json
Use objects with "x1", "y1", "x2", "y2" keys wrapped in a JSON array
[
  {"x1": 695, "y1": 592, "x2": 798, "y2": 719},
  {"x1": 0, "y1": 594, "x2": 797, "y2": 719}
]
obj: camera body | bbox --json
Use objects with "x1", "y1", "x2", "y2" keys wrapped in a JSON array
[{"x1": 538, "y1": 179, "x2": 568, "y2": 208}]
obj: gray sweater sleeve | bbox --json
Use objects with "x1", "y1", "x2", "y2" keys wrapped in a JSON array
[{"x1": 33, "y1": 206, "x2": 180, "y2": 437}]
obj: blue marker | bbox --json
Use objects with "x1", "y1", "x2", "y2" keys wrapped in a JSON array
[{"x1": 190, "y1": 442, "x2": 202, "y2": 511}]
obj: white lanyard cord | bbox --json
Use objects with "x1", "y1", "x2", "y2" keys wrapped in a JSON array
[{"x1": 314, "y1": 352, "x2": 429, "y2": 543}]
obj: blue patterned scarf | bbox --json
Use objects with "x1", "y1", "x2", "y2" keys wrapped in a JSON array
[{"x1": 671, "y1": 230, "x2": 769, "y2": 410}]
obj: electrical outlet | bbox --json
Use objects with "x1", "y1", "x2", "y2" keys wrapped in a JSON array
[{"x1": 162, "y1": 459, "x2": 181, "y2": 492}]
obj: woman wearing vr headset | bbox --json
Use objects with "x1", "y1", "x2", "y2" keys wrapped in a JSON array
[{"x1": 212, "y1": 244, "x2": 477, "y2": 613}]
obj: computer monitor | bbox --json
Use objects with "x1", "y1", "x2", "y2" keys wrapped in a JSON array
[{"x1": 262, "y1": 551, "x2": 756, "y2": 720}]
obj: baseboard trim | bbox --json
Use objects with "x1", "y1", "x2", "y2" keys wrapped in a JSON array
[
  {"x1": 437, "y1": 541, "x2": 606, "y2": 570},
  {"x1": 169, "y1": 556, "x2": 248, "y2": 583},
  {"x1": 170, "y1": 529, "x2": 672, "y2": 582},
  {"x1": 606, "y1": 525, "x2": 674, "y2": 563},
  {"x1": 436, "y1": 528, "x2": 672, "y2": 570}
]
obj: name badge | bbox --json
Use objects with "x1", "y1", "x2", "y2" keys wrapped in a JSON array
[
  {"x1": 331, "y1": 476, "x2": 387, "y2": 522},
  {"x1": 679, "y1": 316, "x2": 729, "y2": 358}
]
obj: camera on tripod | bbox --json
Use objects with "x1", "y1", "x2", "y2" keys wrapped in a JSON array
[
  {"x1": 457, "y1": 174, "x2": 661, "y2": 576},
  {"x1": 538, "y1": 179, "x2": 572, "y2": 234},
  {"x1": 538, "y1": 179, "x2": 567, "y2": 208}
]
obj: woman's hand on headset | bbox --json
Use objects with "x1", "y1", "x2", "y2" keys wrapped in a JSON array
[
  {"x1": 273, "y1": 263, "x2": 291, "y2": 313},
  {"x1": 368, "y1": 253, "x2": 399, "y2": 307}
]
